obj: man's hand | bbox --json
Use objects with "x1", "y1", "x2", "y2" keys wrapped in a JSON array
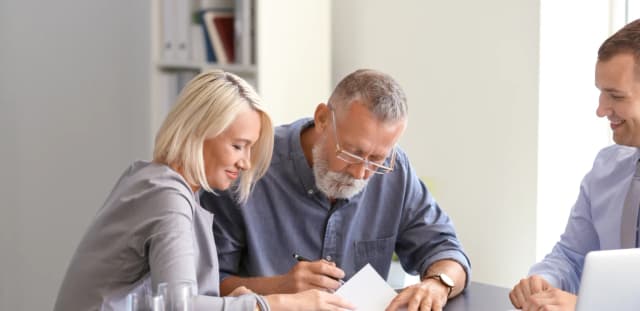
[
  {"x1": 521, "y1": 288, "x2": 577, "y2": 311},
  {"x1": 509, "y1": 275, "x2": 552, "y2": 309},
  {"x1": 219, "y1": 260, "x2": 345, "y2": 295},
  {"x1": 385, "y1": 278, "x2": 449, "y2": 311},
  {"x1": 276, "y1": 260, "x2": 345, "y2": 293}
]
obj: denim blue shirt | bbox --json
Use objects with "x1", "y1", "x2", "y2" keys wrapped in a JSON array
[
  {"x1": 530, "y1": 144, "x2": 640, "y2": 294},
  {"x1": 202, "y1": 118, "x2": 470, "y2": 285}
]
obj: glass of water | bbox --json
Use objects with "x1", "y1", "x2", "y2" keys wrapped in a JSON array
[
  {"x1": 127, "y1": 287, "x2": 164, "y2": 311},
  {"x1": 156, "y1": 280, "x2": 197, "y2": 311}
]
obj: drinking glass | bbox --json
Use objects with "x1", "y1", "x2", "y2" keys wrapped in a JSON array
[
  {"x1": 127, "y1": 287, "x2": 164, "y2": 311},
  {"x1": 157, "y1": 280, "x2": 197, "y2": 311}
]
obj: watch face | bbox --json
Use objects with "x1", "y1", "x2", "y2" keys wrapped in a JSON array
[{"x1": 439, "y1": 273, "x2": 455, "y2": 287}]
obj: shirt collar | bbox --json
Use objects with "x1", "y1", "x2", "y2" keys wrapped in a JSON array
[
  {"x1": 287, "y1": 118, "x2": 321, "y2": 198},
  {"x1": 285, "y1": 118, "x2": 360, "y2": 204}
]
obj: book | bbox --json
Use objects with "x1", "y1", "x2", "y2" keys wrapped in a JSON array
[
  {"x1": 213, "y1": 13, "x2": 235, "y2": 63},
  {"x1": 200, "y1": 11, "x2": 217, "y2": 63},
  {"x1": 203, "y1": 10, "x2": 235, "y2": 64}
]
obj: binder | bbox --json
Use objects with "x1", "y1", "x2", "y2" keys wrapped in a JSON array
[
  {"x1": 174, "y1": 0, "x2": 191, "y2": 61},
  {"x1": 234, "y1": 0, "x2": 252, "y2": 65},
  {"x1": 190, "y1": 25, "x2": 206, "y2": 63},
  {"x1": 161, "y1": 0, "x2": 177, "y2": 60}
]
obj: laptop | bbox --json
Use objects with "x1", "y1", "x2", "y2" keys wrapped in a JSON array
[{"x1": 576, "y1": 248, "x2": 640, "y2": 311}]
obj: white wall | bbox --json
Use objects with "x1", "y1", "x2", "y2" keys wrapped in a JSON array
[
  {"x1": 333, "y1": 0, "x2": 540, "y2": 287},
  {"x1": 332, "y1": 0, "x2": 628, "y2": 288},
  {"x1": 537, "y1": 1, "x2": 613, "y2": 261},
  {"x1": 0, "y1": 1, "x2": 151, "y2": 310},
  {"x1": 256, "y1": 1, "x2": 331, "y2": 125}
]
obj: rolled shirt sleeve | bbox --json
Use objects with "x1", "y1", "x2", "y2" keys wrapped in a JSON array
[
  {"x1": 394, "y1": 154, "x2": 471, "y2": 287},
  {"x1": 529, "y1": 174, "x2": 599, "y2": 293}
]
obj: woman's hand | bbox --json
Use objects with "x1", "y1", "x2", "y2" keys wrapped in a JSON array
[
  {"x1": 227, "y1": 286, "x2": 253, "y2": 297},
  {"x1": 265, "y1": 289, "x2": 356, "y2": 311}
]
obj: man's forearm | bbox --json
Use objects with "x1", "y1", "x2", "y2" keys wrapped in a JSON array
[
  {"x1": 422, "y1": 259, "x2": 467, "y2": 298},
  {"x1": 220, "y1": 275, "x2": 288, "y2": 296}
]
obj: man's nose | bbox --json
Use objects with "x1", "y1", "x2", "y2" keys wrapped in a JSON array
[
  {"x1": 347, "y1": 162, "x2": 370, "y2": 180},
  {"x1": 596, "y1": 93, "x2": 611, "y2": 118}
]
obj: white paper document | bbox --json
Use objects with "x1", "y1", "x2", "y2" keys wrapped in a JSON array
[{"x1": 336, "y1": 263, "x2": 402, "y2": 311}]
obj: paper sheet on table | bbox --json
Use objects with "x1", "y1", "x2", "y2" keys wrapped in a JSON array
[{"x1": 336, "y1": 263, "x2": 403, "y2": 311}]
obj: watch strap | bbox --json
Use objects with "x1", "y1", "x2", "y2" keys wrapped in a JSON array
[{"x1": 425, "y1": 274, "x2": 453, "y2": 297}]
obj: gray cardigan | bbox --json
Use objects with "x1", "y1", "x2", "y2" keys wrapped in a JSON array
[{"x1": 54, "y1": 161, "x2": 269, "y2": 311}]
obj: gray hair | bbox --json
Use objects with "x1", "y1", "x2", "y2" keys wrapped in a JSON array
[{"x1": 328, "y1": 69, "x2": 407, "y2": 122}]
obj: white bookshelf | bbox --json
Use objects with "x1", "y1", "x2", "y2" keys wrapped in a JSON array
[
  {"x1": 157, "y1": 60, "x2": 257, "y2": 74},
  {"x1": 149, "y1": 0, "x2": 331, "y2": 153}
]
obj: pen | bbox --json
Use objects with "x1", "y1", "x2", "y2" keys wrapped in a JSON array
[
  {"x1": 292, "y1": 253, "x2": 345, "y2": 285},
  {"x1": 292, "y1": 253, "x2": 311, "y2": 262}
]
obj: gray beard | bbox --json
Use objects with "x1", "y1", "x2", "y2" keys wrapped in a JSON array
[{"x1": 311, "y1": 136, "x2": 369, "y2": 199}]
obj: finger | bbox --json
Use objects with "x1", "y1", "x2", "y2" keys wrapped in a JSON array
[
  {"x1": 523, "y1": 291, "x2": 554, "y2": 311},
  {"x1": 291, "y1": 262, "x2": 336, "y2": 288},
  {"x1": 307, "y1": 273, "x2": 343, "y2": 291},
  {"x1": 385, "y1": 288, "x2": 413, "y2": 311},
  {"x1": 529, "y1": 276, "x2": 547, "y2": 294},
  {"x1": 323, "y1": 292, "x2": 356, "y2": 310},
  {"x1": 529, "y1": 278, "x2": 544, "y2": 295},
  {"x1": 304, "y1": 261, "x2": 345, "y2": 290},
  {"x1": 228, "y1": 286, "x2": 252, "y2": 296},
  {"x1": 508, "y1": 289, "x2": 522, "y2": 309},
  {"x1": 410, "y1": 294, "x2": 429, "y2": 311},
  {"x1": 312, "y1": 261, "x2": 346, "y2": 280},
  {"x1": 519, "y1": 278, "x2": 532, "y2": 297},
  {"x1": 510, "y1": 285, "x2": 527, "y2": 309},
  {"x1": 430, "y1": 298, "x2": 444, "y2": 311},
  {"x1": 407, "y1": 290, "x2": 426, "y2": 311},
  {"x1": 539, "y1": 276, "x2": 551, "y2": 291}
]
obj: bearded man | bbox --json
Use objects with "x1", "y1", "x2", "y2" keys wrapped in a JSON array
[{"x1": 201, "y1": 69, "x2": 470, "y2": 311}]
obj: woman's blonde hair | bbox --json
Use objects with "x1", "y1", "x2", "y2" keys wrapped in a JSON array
[{"x1": 153, "y1": 70, "x2": 273, "y2": 203}]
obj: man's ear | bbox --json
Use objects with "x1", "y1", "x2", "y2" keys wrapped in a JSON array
[{"x1": 313, "y1": 103, "x2": 331, "y2": 133}]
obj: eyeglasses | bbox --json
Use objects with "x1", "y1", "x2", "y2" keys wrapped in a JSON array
[{"x1": 330, "y1": 107, "x2": 396, "y2": 174}]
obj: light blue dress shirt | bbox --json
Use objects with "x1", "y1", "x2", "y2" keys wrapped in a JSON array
[
  {"x1": 202, "y1": 118, "x2": 471, "y2": 286},
  {"x1": 530, "y1": 144, "x2": 640, "y2": 294}
]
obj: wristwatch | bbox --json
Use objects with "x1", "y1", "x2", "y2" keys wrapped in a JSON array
[{"x1": 425, "y1": 273, "x2": 455, "y2": 297}]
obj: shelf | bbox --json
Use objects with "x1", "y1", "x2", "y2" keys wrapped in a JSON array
[
  {"x1": 156, "y1": 60, "x2": 257, "y2": 75},
  {"x1": 150, "y1": 0, "x2": 330, "y2": 137}
]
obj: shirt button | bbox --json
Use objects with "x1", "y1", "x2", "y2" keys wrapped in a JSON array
[
  {"x1": 325, "y1": 255, "x2": 332, "y2": 261},
  {"x1": 307, "y1": 189, "x2": 314, "y2": 195}
]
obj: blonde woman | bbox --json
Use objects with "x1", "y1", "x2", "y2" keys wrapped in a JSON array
[{"x1": 54, "y1": 71, "x2": 355, "y2": 311}]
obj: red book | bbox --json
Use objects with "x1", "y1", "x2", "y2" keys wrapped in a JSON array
[
  {"x1": 213, "y1": 15, "x2": 235, "y2": 63},
  {"x1": 203, "y1": 11, "x2": 235, "y2": 64}
]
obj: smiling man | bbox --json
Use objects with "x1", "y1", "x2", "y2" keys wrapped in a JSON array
[
  {"x1": 201, "y1": 69, "x2": 470, "y2": 310},
  {"x1": 509, "y1": 19, "x2": 640, "y2": 311}
]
